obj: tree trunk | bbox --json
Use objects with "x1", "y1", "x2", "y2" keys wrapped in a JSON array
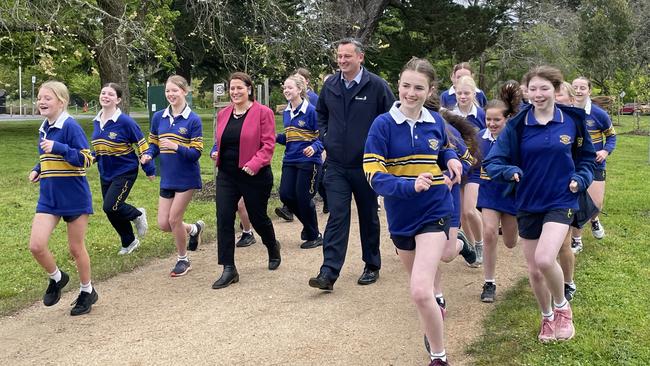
[
  {"x1": 96, "y1": 0, "x2": 130, "y2": 113},
  {"x1": 330, "y1": 0, "x2": 391, "y2": 44}
]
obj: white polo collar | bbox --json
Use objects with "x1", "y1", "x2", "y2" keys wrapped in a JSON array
[
  {"x1": 452, "y1": 103, "x2": 478, "y2": 118},
  {"x1": 584, "y1": 98, "x2": 592, "y2": 115},
  {"x1": 482, "y1": 127, "x2": 496, "y2": 142},
  {"x1": 162, "y1": 104, "x2": 192, "y2": 119},
  {"x1": 93, "y1": 108, "x2": 122, "y2": 123},
  {"x1": 389, "y1": 102, "x2": 436, "y2": 124},
  {"x1": 39, "y1": 111, "x2": 71, "y2": 135},
  {"x1": 285, "y1": 99, "x2": 309, "y2": 119}
]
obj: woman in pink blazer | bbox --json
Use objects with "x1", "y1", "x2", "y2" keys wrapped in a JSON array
[{"x1": 210, "y1": 72, "x2": 281, "y2": 289}]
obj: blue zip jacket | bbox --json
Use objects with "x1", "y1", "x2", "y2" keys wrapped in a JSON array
[
  {"x1": 316, "y1": 68, "x2": 395, "y2": 168},
  {"x1": 483, "y1": 103, "x2": 596, "y2": 212}
]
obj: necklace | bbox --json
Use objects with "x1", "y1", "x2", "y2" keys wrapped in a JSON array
[{"x1": 233, "y1": 102, "x2": 251, "y2": 119}]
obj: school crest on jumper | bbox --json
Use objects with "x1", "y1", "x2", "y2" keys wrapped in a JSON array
[
  {"x1": 586, "y1": 119, "x2": 595, "y2": 127},
  {"x1": 559, "y1": 135, "x2": 571, "y2": 145},
  {"x1": 298, "y1": 120, "x2": 306, "y2": 127},
  {"x1": 178, "y1": 127, "x2": 188, "y2": 134},
  {"x1": 428, "y1": 138, "x2": 439, "y2": 150},
  {"x1": 108, "y1": 132, "x2": 118, "y2": 139}
]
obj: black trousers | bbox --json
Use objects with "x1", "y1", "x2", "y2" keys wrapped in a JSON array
[
  {"x1": 279, "y1": 163, "x2": 321, "y2": 241},
  {"x1": 100, "y1": 170, "x2": 141, "y2": 247},
  {"x1": 216, "y1": 166, "x2": 277, "y2": 266},
  {"x1": 318, "y1": 161, "x2": 328, "y2": 207},
  {"x1": 319, "y1": 164, "x2": 381, "y2": 280}
]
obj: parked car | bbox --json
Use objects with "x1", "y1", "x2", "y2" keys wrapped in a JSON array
[{"x1": 619, "y1": 103, "x2": 637, "y2": 115}]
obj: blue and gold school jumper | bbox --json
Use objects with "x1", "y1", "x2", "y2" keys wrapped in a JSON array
[
  {"x1": 148, "y1": 105, "x2": 203, "y2": 191},
  {"x1": 444, "y1": 122, "x2": 475, "y2": 228},
  {"x1": 484, "y1": 104, "x2": 596, "y2": 214},
  {"x1": 451, "y1": 103, "x2": 486, "y2": 133},
  {"x1": 440, "y1": 86, "x2": 488, "y2": 109},
  {"x1": 584, "y1": 99, "x2": 616, "y2": 173},
  {"x1": 91, "y1": 109, "x2": 155, "y2": 180},
  {"x1": 33, "y1": 112, "x2": 93, "y2": 216},
  {"x1": 364, "y1": 102, "x2": 458, "y2": 239},
  {"x1": 476, "y1": 128, "x2": 516, "y2": 216},
  {"x1": 277, "y1": 99, "x2": 324, "y2": 241}
]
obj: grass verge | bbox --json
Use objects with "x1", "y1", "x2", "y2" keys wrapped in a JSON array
[
  {"x1": 0, "y1": 114, "x2": 285, "y2": 315},
  {"x1": 468, "y1": 115, "x2": 650, "y2": 365}
]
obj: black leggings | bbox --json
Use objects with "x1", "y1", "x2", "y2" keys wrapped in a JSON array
[{"x1": 101, "y1": 170, "x2": 141, "y2": 246}]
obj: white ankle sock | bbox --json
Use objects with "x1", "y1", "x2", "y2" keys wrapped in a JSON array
[
  {"x1": 430, "y1": 350, "x2": 446, "y2": 362},
  {"x1": 48, "y1": 268, "x2": 62, "y2": 282},
  {"x1": 178, "y1": 254, "x2": 189, "y2": 262},
  {"x1": 189, "y1": 224, "x2": 198, "y2": 236},
  {"x1": 572, "y1": 236, "x2": 582, "y2": 243},
  {"x1": 542, "y1": 311, "x2": 554, "y2": 321},
  {"x1": 554, "y1": 299, "x2": 568, "y2": 310},
  {"x1": 475, "y1": 240, "x2": 483, "y2": 246},
  {"x1": 80, "y1": 282, "x2": 92, "y2": 293},
  {"x1": 565, "y1": 281, "x2": 576, "y2": 288},
  {"x1": 243, "y1": 229, "x2": 252, "y2": 234},
  {"x1": 485, "y1": 279, "x2": 495, "y2": 284}
]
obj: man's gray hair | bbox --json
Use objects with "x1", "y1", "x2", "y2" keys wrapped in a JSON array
[{"x1": 335, "y1": 38, "x2": 364, "y2": 54}]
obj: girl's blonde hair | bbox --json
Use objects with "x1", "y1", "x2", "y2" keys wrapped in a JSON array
[
  {"x1": 166, "y1": 75, "x2": 191, "y2": 92},
  {"x1": 559, "y1": 81, "x2": 577, "y2": 100},
  {"x1": 40, "y1": 81, "x2": 70, "y2": 110},
  {"x1": 285, "y1": 75, "x2": 307, "y2": 100},
  {"x1": 456, "y1": 75, "x2": 477, "y2": 105}
]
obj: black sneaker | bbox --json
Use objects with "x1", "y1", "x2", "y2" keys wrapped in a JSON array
[
  {"x1": 43, "y1": 271, "x2": 70, "y2": 306},
  {"x1": 481, "y1": 282, "x2": 496, "y2": 303},
  {"x1": 564, "y1": 283, "x2": 577, "y2": 302},
  {"x1": 236, "y1": 231, "x2": 256, "y2": 247},
  {"x1": 187, "y1": 220, "x2": 205, "y2": 251},
  {"x1": 70, "y1": 289, "x2": 98, "y2": 316},
  {"x1": 275, "y1": 206, "x2": 294, "y2": 222},
  {"x1": 458, "y1": 230, "x2": 477, "y2": 266},
  {"x1": 570, "y1": 237, "x2": 583, "y2": 254},
  {"x1": 300, "y1": 234, "x2": 323, "y2": 249},
  {"x1": 436, "y1": 296, "x2": 447, "y2": 319}
]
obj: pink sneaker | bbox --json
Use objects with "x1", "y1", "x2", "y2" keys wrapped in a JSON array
[
  {"x1": 538, "y1": 317, "x2": 556, "y2": 342},
  {"x1": 554, "y1": 304, "x2": 575, "y2": 341}
]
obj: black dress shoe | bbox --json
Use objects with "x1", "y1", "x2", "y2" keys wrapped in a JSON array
[
  {"x1": 275, "y1": 206, "x2": 294, "y2": 222},
  {"x1": 267, "y1": 241, "x2": 281, "y2": 270},
  {"x1": 357, "y1": 268, "x2": 379, "y2": 285},
  {"x1": 308, "y1": 272, "x2": 334, "y2": 291},
  {"x1": 212, "y1": 265, "x2": 239, "y2": 289},
  {"x1": 300, "y1": 234, "x2": 323, "y2": 249}
]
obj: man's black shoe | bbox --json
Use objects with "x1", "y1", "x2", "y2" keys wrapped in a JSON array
[
  {"x1": 309, "y1": 272, "x2": 334, "y2": 291},
  {"x1": 357, "y1": 268, "x2": 379, "y2": 285},
  {"x1": 300, "y1": 234, "x2": 323, "y2": 249},
  {"x1": 43, "y1": 271, "x2": 69, "y2": 306},
  {"x1": 275, "y1": 206, "x2": 294, "y2": 222}
]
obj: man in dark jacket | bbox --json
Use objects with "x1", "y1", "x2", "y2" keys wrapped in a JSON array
[{"x1": 308, "y1": 38, "x2": 395, "y2": 291}]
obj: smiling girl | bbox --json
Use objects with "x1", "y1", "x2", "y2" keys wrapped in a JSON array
[
  {"x1": 29, "y1": 81, "x2": 97, "y2": 316},
  {"x1": 91, "y1": 83, "x2": 155, "y2": 255},
  {"x1": 141, "y1": 75, "x2": 205, "y2": 277},
  {"x1": 364, "y1": 57, "x2": 462, "y2": 366},
  {"x1": 476, "y1": 81, "x2": 521, "y2": 303},
  {"x1": 484, "y1": 66, "x2": 596, "y2": 342},
  {"x1": 276, "y1": 75, "x2": 323, "y2": 249}
]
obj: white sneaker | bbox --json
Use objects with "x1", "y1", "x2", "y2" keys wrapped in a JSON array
[
  {"x1": 133, "y1": 208, "x2": 148, "y2": 238},
  {"x1": 591, "y1": 220, "x2": 605, "y2": 240},
  {"x1": 118, "y1": 238, "x2": 140, "y2": 255}
]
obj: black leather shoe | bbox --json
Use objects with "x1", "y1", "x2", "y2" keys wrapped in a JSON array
[
  {"x1": 308, "y1": 272, "x2": 334, "y2": 291},
  {"x1": 275, "y1": 206, "x2": 294, "y2": 222},
  {"x1": 212, "y1": 265, "x2": 239, "y2": 289},
  {"x1": 268, "y1": 241, "x2": 281, "y2": 270},
  {"x1": 300, "y1": 234, "x2": 323, "y2": 249},
  {"x1": 357, "y1": 268, "x2": 379, "y2": 285}
]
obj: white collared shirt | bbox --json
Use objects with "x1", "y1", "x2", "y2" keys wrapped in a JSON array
[
  {"x1": 482, "y1": 127, "x2": 497, "y2": 142},
  {"x1": 584, "y1": 98, "x2": 592, "y2": 115},
  {"x1": 162, "y1": 104, "x2": 192, "y2": 126},
  {"x1": 342, "y1": 67, "x2": 364, "y2": 89},
  {"x1": 389, "y1": 101, "x2": 436, "y2": 138},
  {"x1": 94, "y1": 108, "x2": 123, "y2": 130},
  {"x1": 452, "y1": 103, "x2": 478, "y2": 119},
  {"x1": 39, "y1": 111, "x2": 71, "y2": 138},
  {"x1": 285, "y1": 99, "x2": 309, "y2": 120}
]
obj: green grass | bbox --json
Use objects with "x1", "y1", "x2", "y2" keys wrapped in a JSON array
[
  {"x1": 0, "y1": 114, "x2": 285, "y2": 315},
  {"x1": 468, "y1": 115, "x2": 650, "y2": 365}
]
